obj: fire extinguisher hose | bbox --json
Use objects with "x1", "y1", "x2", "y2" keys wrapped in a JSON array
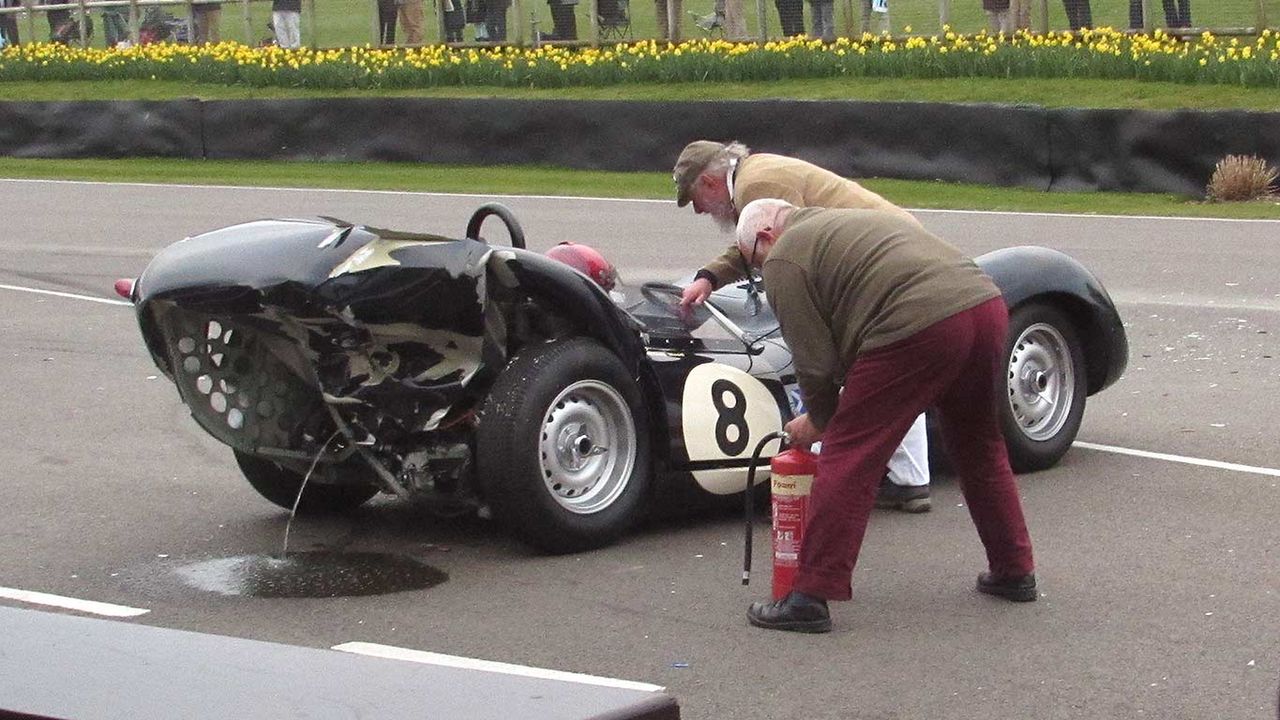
[{"x1": 743, "y1": 430, "x2": 789, "y2": 586}]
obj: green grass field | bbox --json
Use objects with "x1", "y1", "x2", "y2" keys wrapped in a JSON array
[
  {"x1": 4, "y1": 75, "x2": 1280, "y2": 110},
  {"x1": 3, "y1": 157, "x2": 1278, "y2": 218}
]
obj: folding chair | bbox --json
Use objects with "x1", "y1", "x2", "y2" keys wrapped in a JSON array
[{"x1": 597, "y1": 0, "x2": 631, "y2": 40}]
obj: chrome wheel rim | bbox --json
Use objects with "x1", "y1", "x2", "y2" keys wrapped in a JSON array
[
  {"x1": 1007, "y1": 322, "x2": 1076, "y2": 442},
  {"x1": 538, "y1": 380, "x2": 636, "y2": 514}
]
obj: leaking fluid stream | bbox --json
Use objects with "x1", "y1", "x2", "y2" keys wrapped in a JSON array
[{"x1": 173, "y1": 433, "x2": 448, "y2": 599}]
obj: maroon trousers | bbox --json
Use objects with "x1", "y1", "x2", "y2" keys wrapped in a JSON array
[{"x1": 793, "y1": 297, "x2": 1035, "y2": 601}]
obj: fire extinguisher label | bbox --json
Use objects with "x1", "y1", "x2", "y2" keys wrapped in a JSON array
[{"x1": 771, "y1": 471, "x2": 813, "y2": 600}]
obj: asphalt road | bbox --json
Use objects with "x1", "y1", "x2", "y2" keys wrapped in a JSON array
[{"x1": 2, "y1": 179, "x2": 1278, "y2": 719}]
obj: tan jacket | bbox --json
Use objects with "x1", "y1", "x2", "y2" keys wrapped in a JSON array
[
  {"x1": 702, "y1": 153, "x2": 922, "y2": 287},
  {"x1": 762, "y1": 207, "x2": 1000, "y2": 429}
]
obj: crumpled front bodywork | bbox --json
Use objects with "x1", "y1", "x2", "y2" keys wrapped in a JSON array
[{"x1": 134, "y1": 219, "x2": 509, "y2": 472}]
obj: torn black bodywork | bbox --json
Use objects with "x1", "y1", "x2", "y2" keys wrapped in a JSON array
[{"x1": 134, "y1": 217, "x2": 644, "y2": 504}]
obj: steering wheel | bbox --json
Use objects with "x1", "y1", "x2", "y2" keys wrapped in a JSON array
[
  {"x1": 640, "y1": 281, "x2": 685, "y2": 305},
  {"x1": 465, "y1": 202, "x2": 526, "y2": 249}
]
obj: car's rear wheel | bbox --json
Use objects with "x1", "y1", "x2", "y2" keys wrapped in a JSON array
[
  {"x1": 1001, "y1": 303, "x2": 1087, "y2": 473},
  {"x1": 233, "y1": 450, "x2": 379, "y2": 514},
  {"x1": 477, "y1": 338, "x2": 651, "y2": 554}
]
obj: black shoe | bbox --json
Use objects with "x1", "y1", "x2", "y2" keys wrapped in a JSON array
[
  {"x1": 976, "y1": 571, "x2": 1038, "y2": 602},
  {"x1": 874, "y1": 477, "x2": 931, "y2": 513},
  {"x1": 747, "y1": 591, "x2": 832, "y2": 633}
]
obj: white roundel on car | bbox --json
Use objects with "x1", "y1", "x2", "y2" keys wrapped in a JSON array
[{"x1": 682, "y1": 363, "x2": 784, "y2": 494}]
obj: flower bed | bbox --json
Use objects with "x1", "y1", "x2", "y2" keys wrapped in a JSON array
[{"x1": 2, "y1": 28, "x2": 1279, "y2": 89}]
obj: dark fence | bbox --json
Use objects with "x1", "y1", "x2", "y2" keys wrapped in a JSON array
[{"x1": 2, "y1": 96, "x2": 1278, "y2": 196}]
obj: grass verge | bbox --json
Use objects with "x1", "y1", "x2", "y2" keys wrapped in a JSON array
[
  {"x1": 3, "y1": 76, "x2": 1280, "y2": 111},
  {"x1": 3, "y1": 157, "x2": 1278, "y2": 219}
]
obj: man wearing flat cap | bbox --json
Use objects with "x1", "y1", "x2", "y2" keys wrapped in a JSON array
[{"x1": 672, "y1": 139, "x2": 934, "y2": 513}]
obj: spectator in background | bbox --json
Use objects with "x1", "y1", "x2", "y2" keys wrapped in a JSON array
[
  {"x1": 655, "y1": 0, "x2": 680, "y2": 41},
  {"x1": 102, "y1": 6, "x2": 129, "y2": 45},
  {"x1": 0, "y1": 0, "x2": 19, "y2": 46},
  {"x1": 398, "y1": 0, "x2": 423, "y2": 44},
  {"x1": 192, "y1": 0, "x2": 221, "y2": 43},
  {"x1": 1061, "y1": 0, "x2": 1089, "y2": 30},
  {"x1": 467, "y1": 0, "x2": 490, "y2": 40},
  {"x1": 1010, "y1": 0, "x2": 1028, "y2": 30},
  {"x1": 775, "y1": 0, "x2": 803, "y2": 37},
  {"x1": 484, "y1": 0, "x2": 510, "y2": 41},
  {"x1": 271, "y1": 0, "x2": 301, "y2": 47},
  {"x1": 545, "y1": 0, "x2": 577, "y2": 40},
  {"x1": 378, "y1": 0, "x2": 397, "y2": 43},
  {"x1": 443, "y1": 0, "x2": 465, "y2": 41},
  {"x1": 722, "y1": 0, "x2": 745, "y2": 39},
  {"x1": 983, "y1": 0, "x2": 1011, "y2": 33},
  {"x1": 808, "y1": 0, "x2": 834, "y2": 41},
  {"x1": 42, "y1": 0, "x2": 76, "y2": 43},
  {"x1": 1162, "y1": 0, "x2": 1189, "y2": 28}
]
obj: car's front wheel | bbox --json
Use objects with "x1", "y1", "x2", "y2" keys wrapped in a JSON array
[
  {"x1": 233, "y1": 451, "x2": 379, "y2": 514},
  {"x1": 476, "y1": 338, "x2": 651, "y2": 554},
  {"x1": 1000, "y1": 303, "x2": 1087, "y2": 473}
]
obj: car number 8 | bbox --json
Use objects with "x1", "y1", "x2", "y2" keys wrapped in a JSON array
[{"x1": 682, "y1": 363, "x2": 782, "y2": 463}]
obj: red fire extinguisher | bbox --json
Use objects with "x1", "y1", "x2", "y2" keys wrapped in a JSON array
[
  {"x1": 769, "y1": 446, "x2": 817, "y2": 600},
  {"x1": 741, "y1": 431, "x2": 817, "y2": 600}
]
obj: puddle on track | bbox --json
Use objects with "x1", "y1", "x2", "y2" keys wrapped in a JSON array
[{"x1": 174, "y1": 551, "x2": 448, "y2": 598}]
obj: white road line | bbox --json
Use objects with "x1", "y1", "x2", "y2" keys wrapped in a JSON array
[
  {"x1": 3, "y1": 178, "x2": 1278, "y2": 224},
  {"x1": 332, "y1": 642, "x2": 666, "y2": 693},
  {"x1": 0, "y1": 283, "x2": 132, "y2": 307},
  {"x1": 1074, "y1": 441, "x2": 1280, "y2": 478},
  {"x1": 0, "y1": 587, "x2": 149, "y2": 617}
]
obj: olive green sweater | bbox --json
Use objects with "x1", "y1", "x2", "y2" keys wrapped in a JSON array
[
  {"x1": 762, "y1": 207, "x2": 1001, "y2": 429},
  {"x1": 702, "y1": 153, "x2": 923, "y2": 287}
]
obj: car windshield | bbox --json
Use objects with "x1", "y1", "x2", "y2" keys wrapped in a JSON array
[{"x1": 615, "y1": 283, "x2": 748, "y2": 353}]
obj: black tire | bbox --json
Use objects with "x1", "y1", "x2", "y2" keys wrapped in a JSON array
[
  {"x1": 1001, "y1": 303, "x2": 1088, "y2": 473},
  {"x1": 233, "y1": 450, "x2": 379, "y2": 514},
  {"x1": 476, "y1": 338, "x2": 651, "y2": 554}
]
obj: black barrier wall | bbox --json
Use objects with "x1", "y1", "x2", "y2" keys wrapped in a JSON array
[
  {"x1": 2, "y1": 97, "x2": 1278, "y2": 197},
  {"x1": 0, "y1": 99, "x2": 204, "y2": 159}
]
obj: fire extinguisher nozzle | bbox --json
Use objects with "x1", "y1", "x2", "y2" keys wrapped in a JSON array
[{"x1": 741, "y1": 572, "x2": 750, "y2": 585}]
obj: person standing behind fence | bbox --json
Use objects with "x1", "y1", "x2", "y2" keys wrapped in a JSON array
[
  {"x1": 545, "y1": 0, "x2": 577, "y2": 40},
  {"x1": 192, "y1": 0, "x2": 221, "y2": 43},
  {"x1": 983, "y1": 0, "x2": 1011, "y2": 33},
  {"x1": 397, "y1": 0, "x2": 424, "y2": 44},
  {"x1": 1010, "y1": 0, "x2": 1027, "y2": 30},
  {"x1": 775, "y1": 0, "x2": 803, "y2": 36},
  {"x1": 271, "y1": 0, "x2": 301, "y2": 47},
  {"x1": 808, "y1": 0, "x2": 834, "y2": 41},
  {"x1": 484, "y1": 0, "x2": 510, "y2": 41},
  {"x1": 0, "y1": 0, "x2": 18, "y2": 45},
  {"x1": 655, "y1": 0, "x2": 680, "y2": 41},
  {"x1": 443, "y1": 0, "x2": 465, "y2": 40},
  {"x1": 1161, "y1": 0, "x2": 1189, "y2": 28},
  {"x1": 1061, "y1": 0, "x2": 1089, "y2": 30},
  {"x1": 377, "y1": 0, "x2": 397, "y2": 42}
]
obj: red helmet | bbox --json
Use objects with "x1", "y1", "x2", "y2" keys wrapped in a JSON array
[{"x1": 545, "y1": 242, "x2": 618, "y2": 291}]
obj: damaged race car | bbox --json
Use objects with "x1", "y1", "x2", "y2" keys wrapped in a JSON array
[{"x1": 121, "y1": 203, "x2": 1128, "y2": 554}]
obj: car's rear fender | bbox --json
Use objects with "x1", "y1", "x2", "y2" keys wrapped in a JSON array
[
  {"x1": 977, "y1": 246, "x2": 1128, "y2": 395},
  {"x1": 488, "y1": 248, "x2": 648, "y2": 368},
  {"x1": 487, "y1": 249, "x2": 672, "y2": 474}
]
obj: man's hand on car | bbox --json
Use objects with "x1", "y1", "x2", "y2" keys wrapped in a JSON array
[{"x1": 680, "y1": 277, "x2": 714, "y2": 308}]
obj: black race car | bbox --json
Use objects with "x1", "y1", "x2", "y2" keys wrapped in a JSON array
[{"x1": 124, "y1": 203, "x2": 1127, "y2": 554}]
